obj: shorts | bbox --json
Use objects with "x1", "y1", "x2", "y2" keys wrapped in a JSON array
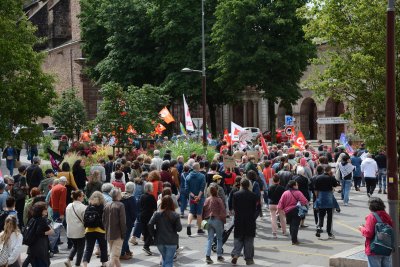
[{"x1": 189, "y1": 197, "x2": 205, "y2": 215}]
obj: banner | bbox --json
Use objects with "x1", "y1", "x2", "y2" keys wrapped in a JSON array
[
  {"x1": 260, "y1": 135, "x2": 269, "y2": 156},
  {"x1": 231, "y1": 122, "x2": 245, "y2": 141},
  {"x1": 159, "y1": 107, "x2": 175, "y2": 124},
  {"x1": 183, "y1": 95, "x2": 194, "y2": 131},
  {"x1": 293, "y1": 131, "x2": 306, "y2": 150},
  {"x1": 339, "y1": 133, "x2": 354, "y2": 155},
  {"x1": 179, "y1": 122, "x2": 187, "y2": 135},
  {"x1": 223, "y1": 155, "x2": 236, "y2": 169}
]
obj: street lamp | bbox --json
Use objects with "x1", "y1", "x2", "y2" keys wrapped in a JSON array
[
  {"x1": 385, "y1": 1, "x2": 399, "y2": 266},
  {"x1": 181, "y1": 0, "x2": 207, "y2": 151}
]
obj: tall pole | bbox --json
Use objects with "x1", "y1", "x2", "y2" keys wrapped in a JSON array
[
  {"x1": 386, "y1": 1, "x2": 399, "y2": 266},
  {"x1": 201, "y1": 0, "x2": 207, "y2": 151}
]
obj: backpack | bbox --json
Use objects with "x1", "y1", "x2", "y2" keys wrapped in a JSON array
[
  {"x1": 0, "y1": 211, "x2": 9, "y2": 232},
  {"x1": 83, "y1": 205, "x2": 101, "y2": 228},
  {"x1": 22, "y1": 218, "x2": 38, "y2": 246},
  {"x1": 370, "y1": 212, "x2": 394, "y2": 256}
]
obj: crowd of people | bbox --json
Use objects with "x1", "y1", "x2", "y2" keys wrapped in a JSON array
[{"x1": 0, "y1": 138, "x2": 395, "y2": 267}]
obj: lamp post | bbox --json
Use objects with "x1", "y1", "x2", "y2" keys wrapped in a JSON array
[
  {"x1": 386, "y1": 1, "x2": 399, "y2": 266},
  {"x1": 181, "y1": 0, "x2": 207, "y2": 151}
]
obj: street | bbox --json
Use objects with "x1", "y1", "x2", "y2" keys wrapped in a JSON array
[{"x1": 0, "y1": 158, "x2": 377, "y2": 267}]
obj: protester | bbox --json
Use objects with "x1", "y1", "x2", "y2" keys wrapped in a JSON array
[
  {"x1": 358, "y1": 197, "x2": 393, "y2": 267},
  {"x1": 103, "y1": 188, "x2": 126, "y2": 267},
  {"x1": 82, "y1": 192, "x2": 108, "y2": 267},
  {"x1": 23, "y1": 187, "x2": 41, "y2": 226},
  {"x1": 26, "y1": 157, "x2": 44, "y2": 192},
  {"x1": 231, "y1": 178, "x2": 258, "y2": 265},
  {"x1": 26, "y1": 202, "x2": 54, "y2": 267},
  {"x1": 314, "y1": 165, "x2": 338, "y2": 239},
  {"x1": 65, "y1": 190, "x2": 87, "y2": 267},
  {"x1": 179, "y1": 165, "x2": 190, "y2": 218},
  {"x1": 85, "y1": 170, "x2": 102, "y2": 199},
  {"x1": 268, "y1": 175, "x2": 287, "y2": 238},
  {"x1": 278, "y1": 180, "x2": 308, "y2": 245},
  {"x1": 148, "y1": 195, "x2": 182, "y2": 267},
  {"x1": 120, "y1": 182, "x2": 136, "y2": 260},
  {"x1": 101, "y1": 183, "x2": 113, "y2": 203},
  {"x1": 374, "y1": 150, "x2": 387, "y2": 194},
  {"x1": 58, "y1": 135, "x2": 69, "y2": 157},
  {"x1": 202, "y1": 186, "x2": 226, "y2": 264},
  {"x1": 72, "y1": 160, "x2": 87, "y2": 190},
  {"x1": 361, "y1": 154, "x2": 378, "y2": 197},
  {"x1": 351, "y1": 152, "x2": 362, "y2": 191},
  {"x1": 140, "y1": 182, "x2": 157, "y2": 256},
  {"x1": 57, "y1": 162, "x2": 79, "y2": 191},
  {"x1": 0, "y1": 215, "x2": 23, "y2": 267},
  {"x1": 338, "y1": 155, "x2": 355, "y2": 206},
  {"x1": 90, "y1": 159, "x2": 107, "y2": 183},
  {"x1": 39, "y1": 169, "x2": 55, "y2": 196},
  {"x1": 185, "y1": 163, "x2": 206, "y2": 236}
]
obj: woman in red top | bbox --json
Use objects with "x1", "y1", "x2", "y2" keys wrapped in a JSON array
[
  {"x1": 224, "y1": 168, "x2": 236, "y2": 194},
  {"x1": 111, "y1": 171, "x2": 125, "y2": 192},
  {"x1": 358, "y1": 197, "x2": 393, "y2": 267},
  {"x1": 262, "y1": 160, "x2": 275, "y2": 186}
]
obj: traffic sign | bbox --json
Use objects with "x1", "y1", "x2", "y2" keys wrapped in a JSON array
[
  {"x1": 316, "y1": 117, "x2": 349, "y2": 125},
  {"x1": 284, "y1": 126, "x2": 295, "y2": 136},
  {"x1": 285, "y1": 115, "x2": 294, "y2": 126},
  {"x1": 192, "y1": 118, "x2": 203, "y2": 129}
]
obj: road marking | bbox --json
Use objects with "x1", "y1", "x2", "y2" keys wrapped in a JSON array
[
  {"x1": 274, "y1": 248, "x2": 331, "y2": 258},
  {"x1": 336, "y1": 220, "x2": 360, "y2": 234}
]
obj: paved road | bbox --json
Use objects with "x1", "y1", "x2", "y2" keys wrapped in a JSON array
[{"x1": 0, "y1": 155, "x2": 380, "y2": 267}]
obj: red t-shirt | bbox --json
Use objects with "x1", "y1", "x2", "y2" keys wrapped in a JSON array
[
  {"x1": 263, "y1": 167, "x2": 275, "y2": 185},
  {"x1": 112, "y1": 180, "x2": 125, "y2": 192}
]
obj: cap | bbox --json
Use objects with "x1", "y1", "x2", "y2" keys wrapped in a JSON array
[
  {"x1": 45, "y1": 169, "x2": 54, "y2": 175},
  {"x1": 59, "y1": 176, "x2": 67, "y2": 183}
]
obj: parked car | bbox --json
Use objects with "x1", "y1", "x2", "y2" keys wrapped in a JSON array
[
  {"x1": 43, "y1": 126, "x2": 57, "y2": 137},
  {"x1": 243, "y1": 127, "x2": 261, "y2": 140}
]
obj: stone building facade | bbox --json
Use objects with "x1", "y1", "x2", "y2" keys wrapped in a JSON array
[{"x1": 25, "y1": 1, "x2": 347, "y2": 140}]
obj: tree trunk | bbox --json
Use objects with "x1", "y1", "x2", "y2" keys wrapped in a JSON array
[
  {"x1": 207, "y1": 98, "x2": 217, "y2": 138},
  {"x1": 268, "y1": 98, "x2": 276, "y2": 143}
]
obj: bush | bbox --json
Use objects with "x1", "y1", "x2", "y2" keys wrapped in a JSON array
[
  {"x1": 38, "y1": 136, "x2": 54, "y2": 160},
  {"x1": 160, "y1": 140, "x2": 216, "y2": 162}
]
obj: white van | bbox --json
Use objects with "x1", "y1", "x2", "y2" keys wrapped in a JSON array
[{"x1": 243, "y1": 127, "x2": 261, "y2": 140}]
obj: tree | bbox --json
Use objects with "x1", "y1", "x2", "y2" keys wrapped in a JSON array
[
  {"x1": 80, "y1": 0, "x2": 242, "y2": 136},
  {"x1": 95, "y1": 82, "x2": 169, "y2": 144},
  {"x1": 302, "y1": 0, "x2": 400, "y2": 152},
  {"x1": 211, "y1": 0, "x2": 315, "y2": 131},
  {"x1": 0, "y1": 0, "x2": 55, "y2": 146},
  {"x1": 52, "y1": 88, "x2": 87, "y2": 139}
]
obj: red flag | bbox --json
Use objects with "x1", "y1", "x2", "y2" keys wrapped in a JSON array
[
  {"x1": 159, "y1": 107, "x2": 175, "y2": 124},
  {"x1": 260, "y1": 135, "x2": 269, "y2": 156},
  {"x1": 155, "y1": 123, "x2": 167, "y2": 134},
  {"x1": 223, "y1": 129, "x2": 231, "y2": 146},
  {"x1": 294, "y1": 131, "x2": 307, "y2": 150}
]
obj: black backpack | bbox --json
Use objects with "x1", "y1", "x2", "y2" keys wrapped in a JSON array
[
  {"x1": 0, "y1": 211, "x2": 9, "y2": 232},
  {"x1": 22, "y1": 218, "x2": 38, "y2": 246},
  {"x1": 83, "y1": 205, "x2": 101, "y2": 228}
]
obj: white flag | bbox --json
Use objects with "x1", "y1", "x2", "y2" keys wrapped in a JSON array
[
  {"x1": 183, "y1": 95, "x2": 194, "y2": 131},
  {"x1": 231, "y1": 121, "x2": 245, "y2": 141}
]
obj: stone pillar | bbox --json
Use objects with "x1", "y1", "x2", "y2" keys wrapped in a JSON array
[
  {"x1": 253, "y1": 100, "x2": 258, "y2": 127},
  {"x1": 222, "y1": 104, "x2": 230, "y2": 130},
  {"x1": 243, "y1": 101, "x2": 248, "y2": 126},
  {"x1": 258, "y1": 98, "x2": 268, "y2": 131}
]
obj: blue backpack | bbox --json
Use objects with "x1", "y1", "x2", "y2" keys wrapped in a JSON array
[{"x1": 370, "y1": 212, "x2": 394, "y2": 256}]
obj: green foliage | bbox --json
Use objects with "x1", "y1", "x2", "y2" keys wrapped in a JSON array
[
  {"x1": 95, "y1": 82, "x2": 169, "y2": 143},
  {"x1": 160, "y1": 140, "x2": 216, "y2": 163},
  {"x1": 52, "y1": 88, "x2": 87, "y2": 139},
  {"x1": 303, "y1": 0, "x2": 399, "y2": 152},
  {"x1": 211, "y1": 0, "x2": 316, "y2": 104},
  {"x1": 0, "y1": 0, "x2": 56, "y2": 146},
  {"x1": 38, "y1": 136, "x2": 54, "y2": 160}
]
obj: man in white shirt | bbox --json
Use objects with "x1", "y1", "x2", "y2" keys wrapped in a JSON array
[
  {"x1": 151, "y1": 150, "x2": 163, "y2": 171},
  {"x1": 360, "y1": 154, "x2": 378, "y2": 197}
]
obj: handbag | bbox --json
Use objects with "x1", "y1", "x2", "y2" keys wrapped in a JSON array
[{"x1": 0, "y1": 242, "x2": 10, "y2": 266}]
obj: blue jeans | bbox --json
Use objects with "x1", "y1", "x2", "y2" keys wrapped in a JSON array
[
  {"x1": 6, "y1": 160, "x2": 14, "y2": 176},
  {"x1": 121, "y1": 224, "x2": 134, "y2": 256},
  {"x1": 367, "y1": 255, "x2": 391, "y2": 267},
  {"x1": 133, "y1": 218, "x2": 142, "y2": 238},
  {"x1": 378, "y1": 168, "x2": 387, "y2": 191},
  {"x1": 206, "y1": 217, "x2": 224, "y2": 257},
  {"x1": 179, "y1": 192, "x2": 188, "y2": 215},
  {"x1": 342, "y1": 180, "x2": 352, "y2": 204},
  {"x1": 157, "y1": 244, "x2": 176, "y2": 267}
]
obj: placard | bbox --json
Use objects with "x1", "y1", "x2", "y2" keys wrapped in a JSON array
[
  {"x1": 247, "y1": 151, "x2": 259, "y2": 161},
  {"x1": 223, "y1": 155, "x2": 236, "y2": 169}
]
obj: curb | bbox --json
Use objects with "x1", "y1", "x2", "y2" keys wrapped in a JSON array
[{"x1": 329, "y1": 245, "x2": 367, "y2": 267}]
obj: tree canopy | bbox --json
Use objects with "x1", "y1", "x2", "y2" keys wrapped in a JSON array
[
  {"x1": 52, "y1": 88, "x2": 87, "y2": 139},
  {"x1": 0, "y1": 0, "x2": 55, "y2": 146},
  {"x1": 303, "y1": 0, "x2": 399, "y2": 151},
  {"x1": 95, "y1": 82, "x2": 169, "y2": 143},
  {"x1": 211, "y1": 0, "x2": 316, "y2": 127}
]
